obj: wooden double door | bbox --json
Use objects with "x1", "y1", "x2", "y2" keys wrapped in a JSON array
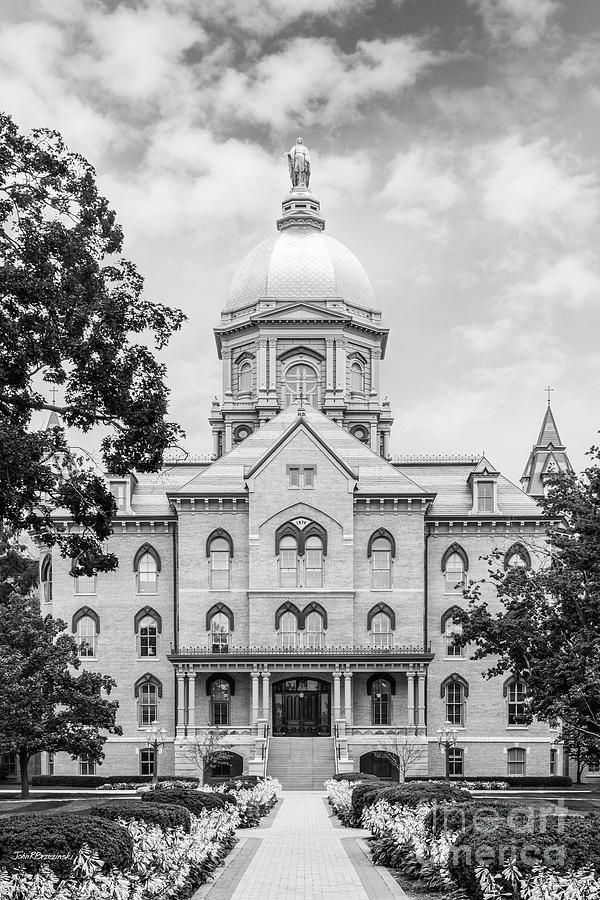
[{"x1": 272, "y1": 677, "x2": 331, "y2": 736}]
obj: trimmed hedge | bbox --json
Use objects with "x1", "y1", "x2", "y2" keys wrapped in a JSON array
[
  {"x1": 449, "y1": 812, "x2": 600, "y2": 896},
  {"x1": 375, "y1": 782, "x2": 471, "y2": 810},
  {"x1": 31, "y1": 774, "x2": 199, "y2": 788},
  {"x1": 0, "y1": 813, "x2": 132, "y2": 876},
  {"x1": 91, "y1": 800, "x2": 192, "y2": 833},
  {"x1": 423, "y1": 799, "x2": 551, "y2": 838},
  {"x1": 218, "y1": 776, "x2": 264, "y2": 790},
  {"x1": 331, "y1": 773, "x2": 381, "y2": 783},
  {"x1": 142, "y1": 788, "x2": 227, "y2": 817},
  {"x1": 405, "y1": 774, "x2": 573, "y2": 788},
  {"x1": 350, "y1": 781, "x2": 388, "y2": 824}
]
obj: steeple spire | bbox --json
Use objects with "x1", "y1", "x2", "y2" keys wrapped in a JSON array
[{"x1": 521, "y1": 393, "x2": 573, "y2": 498}]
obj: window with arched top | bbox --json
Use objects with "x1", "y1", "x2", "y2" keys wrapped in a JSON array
[
  {"x1": 137, "y1": 552, "x2": 158, "y2": 594},
  {"x1": 75, "y1": 571, "x2": 97, "y2": 595},
  {"x1": 350, "y1": 361, "x2": 365, "y2": 393},
  {"x1": 504, "y1": 675, "x2": 528, "y2": 726},
  {"x1": 441, "y1": 675, "x2": 469, "y2": 726},
  {"x1": 40, "y1": 555, "x2": 52, "y2": 603},
  {"x1": 210, "y1": 677, "x2": 231, "y2": 725},
  {"x1": 370, "y1": 611, "x2": 392, "y2": 649},
  {"x1": 76, "y1": 614, "x2": 97, "y2": 658},
  {"x1": 444, "y1": 553, "x2": 466, "y2": 593},
  {"x1": 304, "y1": 535, "x2": 323, "y2": 588},
  {"x1": 138, "y1": 615, "x2": 158, "y2": 658},
  {"x1": 371, "y1": 677, "x2": 392, "y2": 725},
  {"x1": 134, "y1": 674, "x2": 162, "y2": 726},
  {"x1": 209, "y1": 610, "x2": 231, "y2": 654},
  {"x1": 278, "y1": 610, "x2": 299, "y2": 649},
  {"x1": 283, "y1": 363, "x2": 319, "y2": 407},
  {"x1": 209, "y1": 537, "x2": 231, "y2": 590},
  {"x1": 441, "y1": 607, "x2": 464, "y2": 658},
  {"x1": 304, "y1": 610, "x2": 325, "y2": 649},
  {"x1": 238, "y1": 361, "x2": 252, "y2": 394},
  {"x1": 279, "y1": 535, "x2": 299, "y2": 588},
  {"x1": 371, "y1": 536, "x2": 393, "y2": 589},
  {"x1": 504, "y1": 543, "x2": 531, "y2": 570}
]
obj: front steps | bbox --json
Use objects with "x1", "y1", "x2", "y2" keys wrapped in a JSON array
[{"x1": 267, "y1": 737, "x2": 335, "y2": 790}]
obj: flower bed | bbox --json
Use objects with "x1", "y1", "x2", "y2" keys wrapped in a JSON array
[
  {"x1": 207, "y1": 775, "x2": 282, "y2": 827},
  {"x1": 325, "y1": 778, "x2": 600, "y2": 899}
]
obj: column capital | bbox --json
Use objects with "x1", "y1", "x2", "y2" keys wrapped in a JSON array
[{"x1": 343, "y1": 670, "x2": 353, "y2": 679}]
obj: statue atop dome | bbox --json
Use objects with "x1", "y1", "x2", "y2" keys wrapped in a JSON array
[{"x1": 287, "y1": 137, "x2": 311, "y2": 189}]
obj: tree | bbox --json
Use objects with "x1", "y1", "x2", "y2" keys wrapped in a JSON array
[
  {"x1": 375, "y1": 730, "x2": 424, "y2": 783},
  {"x1": 182, "y1": 726, "x2": 235, "y2": 785},
  {"x1": 0, "y1": 570, "x2": 121, "y2": 798},
  {"x1": 455, "y1": 444, "x2": 600, "y2": 759},
  {"x1": 0, "y1": 112, "x2": 185, "y2": 573}
]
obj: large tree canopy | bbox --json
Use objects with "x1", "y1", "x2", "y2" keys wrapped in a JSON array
[
  {"x1": 0, "y1": 112, "x2": 185, "y2": 570},
  {"x1": 456, "y1": 444, "x2": 600, "y2": 759}
]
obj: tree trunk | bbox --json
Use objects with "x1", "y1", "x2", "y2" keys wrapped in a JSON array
[{"x1": 18, "y1": 749, "x2": 30, "y2": 799}]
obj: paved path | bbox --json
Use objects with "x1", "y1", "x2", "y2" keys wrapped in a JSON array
[{"x1": 201, "y1": 791, "x2": 406, "y2": 900}]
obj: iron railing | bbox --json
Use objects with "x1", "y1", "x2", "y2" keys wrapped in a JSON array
[{"x1": 170, "y1": 643, "x2": 431, "y2": 656}]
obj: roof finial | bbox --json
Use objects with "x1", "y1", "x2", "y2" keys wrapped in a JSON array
[
  {"x1": 287, "y1": 137, "x2": 311, "y2": 189},
  {"x1": 50, "y1": 384, "x2": 58, "y2": 405},
  {"x1": 545, "y1": 385, "x2": 554, "y2": 406}
]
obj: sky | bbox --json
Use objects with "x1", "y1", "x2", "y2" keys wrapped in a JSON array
[{"x1": 1, "y1": 0, "x2": 599, "y2": 483}]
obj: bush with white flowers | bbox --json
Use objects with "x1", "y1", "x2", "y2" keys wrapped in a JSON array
[{"x1": 208, "y1": 775, "x2": 281, "y2": 827}]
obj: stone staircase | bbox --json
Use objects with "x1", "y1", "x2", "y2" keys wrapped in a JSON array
[{"x1": 267, "y1": 737, "x2": 335, "y2": 790}]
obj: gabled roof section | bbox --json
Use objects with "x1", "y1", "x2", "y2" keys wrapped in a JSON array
[
  {"x1": 249, "y1": 302, "x2": 351, "y2": 323},
  {"x1": 169, "y1": 403, "x2": 430, "y2": 497},
  {"x1": 468, "y1": 455, "x2": 500, "y2": 482}
]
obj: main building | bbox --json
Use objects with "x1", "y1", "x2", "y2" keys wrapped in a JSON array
[{"x1": 37, "y1": 142, "x2": 576, "y2": 787}]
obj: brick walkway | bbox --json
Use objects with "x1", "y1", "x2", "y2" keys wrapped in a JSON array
[{"x1": 202, "y1": 791, "x2": 406, "y2": 900}]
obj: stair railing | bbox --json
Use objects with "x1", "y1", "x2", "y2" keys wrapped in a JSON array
[
  {"x1": 333, "y1": 722, "x2": 340, "y2": 775},
  {"x1": 263, "y1": 722, "x2": 270, "y2": 778}
]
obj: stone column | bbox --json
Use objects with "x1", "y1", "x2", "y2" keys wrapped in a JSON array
[
  {"x1": 370, "y1": 421, "x2": 378, "y2": 453},
  {"x1": 258, "y1": 339, "x2": 268, "y2": 393},
  {"x1": 176, "y1": 672, "x2": 186, "y2": 736},
  {"x1": 251, "y1": 671, "x2": 260, "y2": 725},
  {"x1": 212, "y1": 429, "x2": 220, "y2": 458},
  {"x1": 333, "y1": 671, "x2": 342, "y2": 721},
  {"x1": 268, "y1": 339, "x2": 277, "y2": 392},
  {"x1": 224, "y1": 421, "x2": 232, "y2": 453},
  {"x1": 325, "y1": 339, "x2": 334, "y2": 393},
  {"x1": 406, "y1": 672, "x2": 416, "y2": 727},
  {"x1": 417, "y1": 672, "x2": 426, "y2": 727},
  {"x1": 371, "y1": 347, "x2": 380, "y2": 399},
  {"x1": 222, "y1": 349, "x2": 232, "y2": 396},
  {"x1": 187, "y1": 672, "x2": 196, "y2": 731},
  {"x1": 261, "y1": 671, "x2": 271, "y2": 724},
  {"x1": 335, "y1": 340, "x2": 346, "y2": 394},
  {"x1": 343, "y1": 671, "x2": 353, "y2": 725},
  {"x1": 382, "y1": 430, "x2": 390, "y2": 458}
]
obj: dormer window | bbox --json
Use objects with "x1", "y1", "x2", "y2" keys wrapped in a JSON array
[
  {"x1": 477, "y1": 481, "x2": 494, "y2": 512},
  {"x1": 111, "y1": 481, "x2": 127, "y2": 511}
]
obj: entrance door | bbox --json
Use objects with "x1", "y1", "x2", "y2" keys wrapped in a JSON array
[{"x1": 272, "y1": 677, "x2": 331, "y2": 736}]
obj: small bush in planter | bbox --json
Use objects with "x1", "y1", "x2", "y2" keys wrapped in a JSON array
[
  {"x1": 142, "y1": 788, "x2": 227, "y2": 817},
  {"x1": 91, "y1": 799, "x2": 192, "y2": 832},
  {"x1": 0, "y1": 813, "x2": 132, "y2": 876}
]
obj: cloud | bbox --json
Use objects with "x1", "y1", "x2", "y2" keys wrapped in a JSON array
[
  {"x1": 476, "y1": 136, "x2": 599, "y2": 236},
  {"x1": 207, "y1": 36, "x2": 441, "y2": 130},
  {"x1": 468, "y1": 0, "x2": 561, "y2": 47},
  {"x1": 521, "y1": 255, "x2": 600, "y2": 309},
  {"x1": 378, "y1": 146, "x2": 463, "y2": 238},
  {"x1": 193, "y1": 0, "x2": 378, "y2": 37}
]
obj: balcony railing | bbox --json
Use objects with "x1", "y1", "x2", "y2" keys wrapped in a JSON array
[{"x1": 170, "y1": 642, "x2": 431, "y2": 656}]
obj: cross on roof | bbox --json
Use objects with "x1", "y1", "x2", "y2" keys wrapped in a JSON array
[
  {"x1": 50, "y1": 384, "x2": 58, "y2": 405},
  {"x1": 545, "y1": 385, "x2": 554, "y2": 406}
]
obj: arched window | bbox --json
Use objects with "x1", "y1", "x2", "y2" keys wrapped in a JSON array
[
  {"x1": 350, "y1": 361, "x2": 365, "y2": 393},
  {"x1": 371, "y1": 678, "x2": 392, "y2": 725},
  {"x1": 371, "y1": 536, "x2": 392, "y2": 589},
  {"x1": 304, "y1": 535, "x2": 323, "y2": 588},
  {"x1": 441, "y1": 675, "x2": 468, "y2": 726},
  {"x1": 442, "y1": 607, "x2": 464, "y2": 658},
  {"x1": 504, "y1": 676, "x2": 528, "y2": 726},
  {"x1": 210, "y1": 677, "x2": 231, "y2": 725},
  {"x1": 40, "y1": 555, "x2": 52, "y2": 603},
  {"x1": 138, "y1": 616, "x2": 158, "y2": 658},
  {"x1": 137, "y1": 552, "x2": 158, "y2": 594},
  {"x1": 76, "y1": 614, "x2": 97, "y2": 658},
  {"x1": 209, "y1": 537, "x2": 231, "y2": 590},
  {"x1": 279, "y1": 535, "x2": 299, "y2": 588},
  {"x1": 283, "y1": 363, "x2": 318, "y2": 407},
  {"x1": 507, "y1": 747, "x2": 526, "y2": 776},
  {"x1": 370, "y1": 612, "x2": 392, "y2": 649},
  {"x1": 75, "y1": 570, "x2": 96, "y2": 595},
  {"x1": 205, "y1": 750, "x2": 243, "y2": 783},
  {"x1": 238, "y1": 361, "x2": 252, "y2": 394},
  {"x1": 505, "y1": 543, "x2": 531, "y2": 570},
  {"x1": 444, "y1": 553, "x2": 465, "y2": 593},
  {"x1": 134, "y1": 674, "x2": 162, "y2": 726},
  {"x1": 209, "y1": 610, "x2": 231, "y2": 654},
  {"x1": 278, "y1": 610, "x2": 299, "y2": 649},
  {"x1": 304, "y1": 610, "x2": 325, "y2": 649}
]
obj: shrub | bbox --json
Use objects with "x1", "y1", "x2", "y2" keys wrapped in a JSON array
[
  {"x1": 0, "y1": 813, "x2": 132, "y2": 876},
  {"x1": 331, "y1": 772, "x2": 381, "y2": 783},
  {"x1": 423, "y1": 799, "x2": 552, "y2": 838},
  {"x1": 143, "y1": 788, "x2": 227, "y2": 817},
  {"x1": 30, "y1": 774, "x2": 199, "y2": 788},
  {"x1": 350, "y1": 781, "x2": 388, "y2": 825},
  {"x1": 91, "y1": 800, "x2": 192, "y2": 833},
  {"x1": 405, "y1": 774, "x2": 572, "y2": 788},
  {"x1": 375, "y1": 781, "x2": 471, "y2": 810},
  {"x1": 449, "y1": 812, "x2": 600, "y2": 897}
]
